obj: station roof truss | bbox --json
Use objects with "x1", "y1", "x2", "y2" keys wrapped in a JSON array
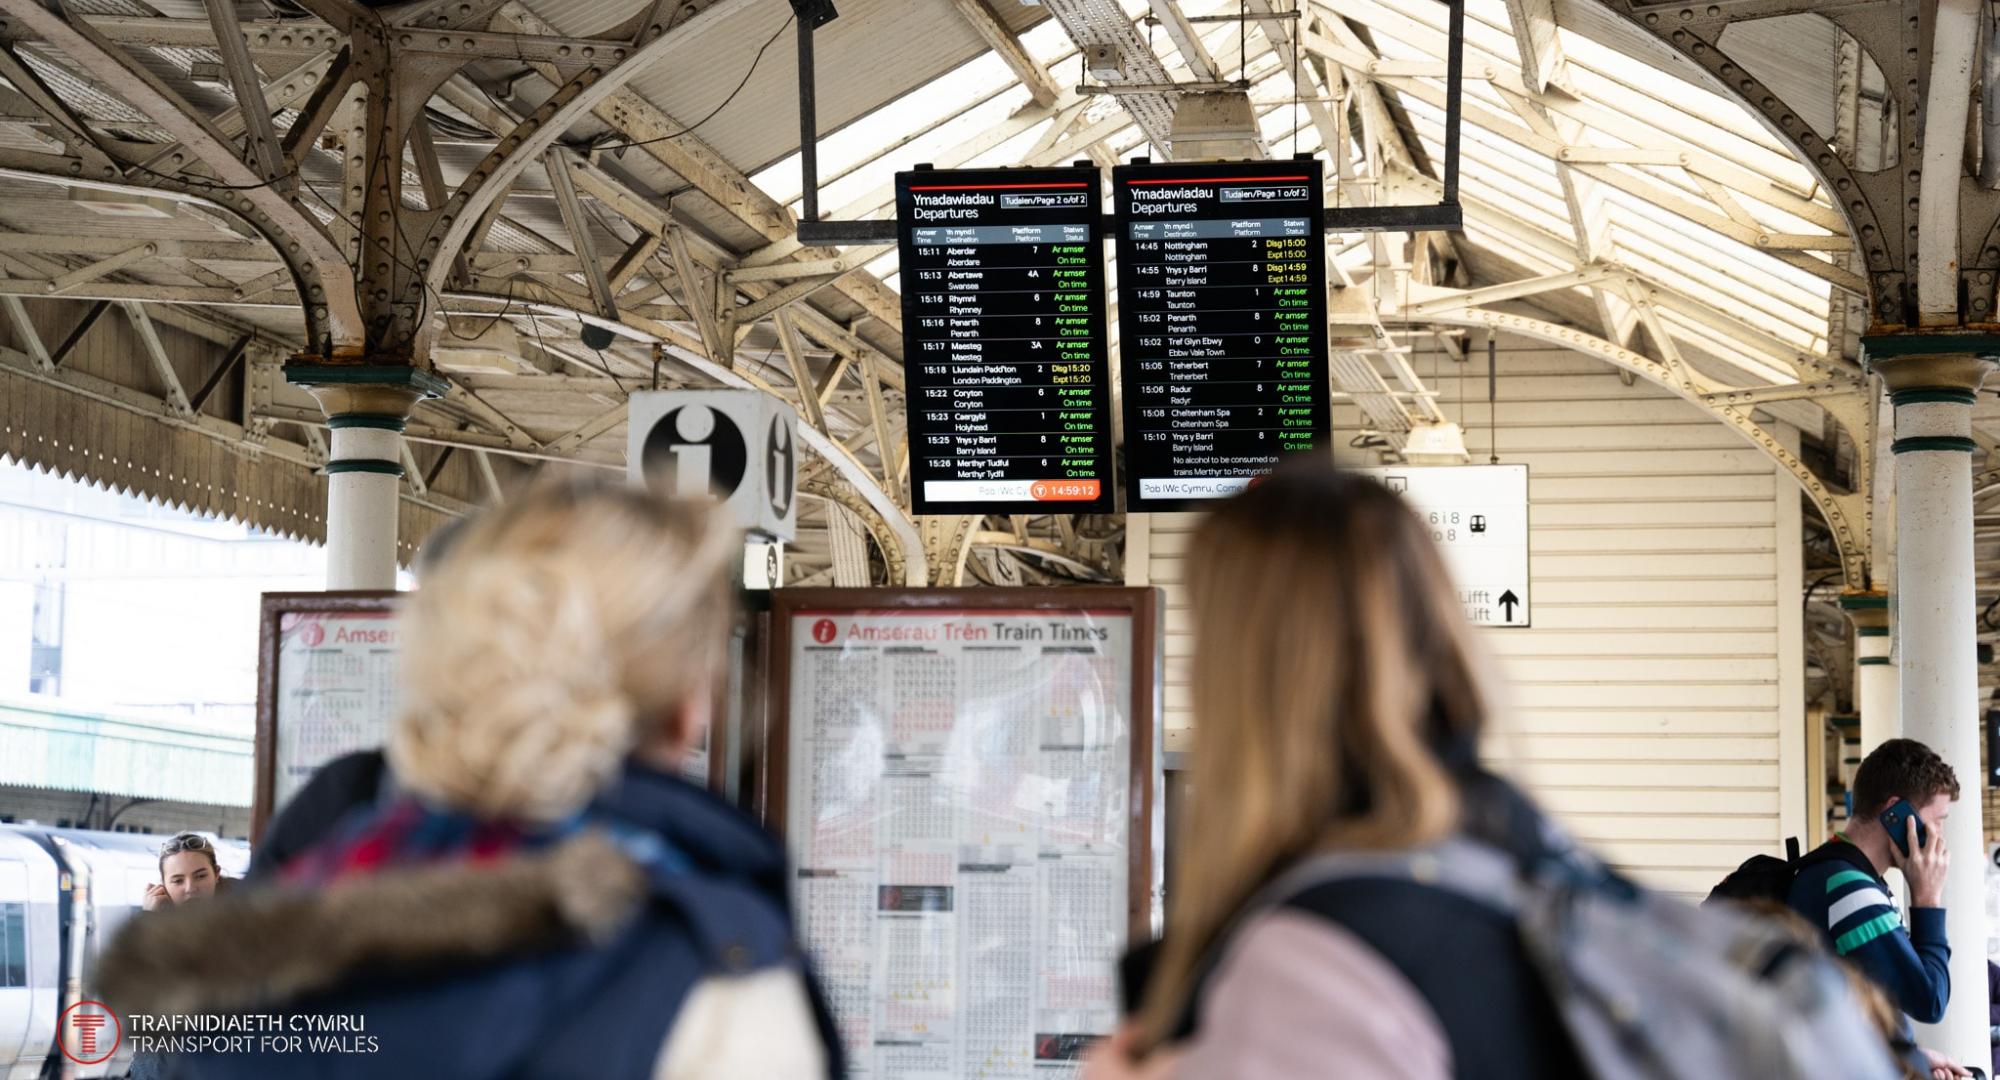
[{"x1": 0, "y1": 0, "x2": 1986, "y2": 597}]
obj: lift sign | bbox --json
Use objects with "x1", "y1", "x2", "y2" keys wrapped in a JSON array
[{"x1": 1356, "y1": 463, "x2": 1531, "y2": 627}]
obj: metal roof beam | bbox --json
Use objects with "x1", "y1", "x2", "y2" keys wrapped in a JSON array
[
  {"x1": 0, "y1": 294, "x2": 48, "y2": 371},
  {"x1": 119, "y1": 300, "x2": 194, "y2": 417},
  {"x1": 542, "y1": 148, "x2": 619, "y2": 329},
  {"x1": 1148, "y1": 0, "x2": 1220, "y2": 80},
  {"x1": 0, "y1": 0, "x2": 360, "y2": 346},
  {"x1": 950, "y1": 0, "x2": 1061, "y2": 108},
  {"x1": 488, "y1": 3, "x2": 905, "y2": 345},
  {"x1": 200, "y1": 0, "x2": 285, "y2": 184},
  {"x1": 1415, "y1": 305, "x2": 1870, "y2": 585},
  {"x1": 1382, "y1": 163, "x2": 1856, "y2": 381}
]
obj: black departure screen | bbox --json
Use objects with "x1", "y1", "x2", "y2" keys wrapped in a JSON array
[
  {"x1": 1114, "y1": 159, "x2": 1330, "y2": 512},
  {"x1": 895, "y1": 165, "x2": 1114, "y2": 515}
]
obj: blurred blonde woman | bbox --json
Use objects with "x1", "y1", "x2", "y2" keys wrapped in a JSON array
[
  {"x1": 1087, "y1": 462, "x2": 1586, "y2": 1080},
  {"x1": 101, "y1": 479, "x2": 839, "y2": 1080}
]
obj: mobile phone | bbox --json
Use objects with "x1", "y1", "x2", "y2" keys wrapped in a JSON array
[{"x1": 1880, "y1": 799, "x2": 1929, "y2": 858}]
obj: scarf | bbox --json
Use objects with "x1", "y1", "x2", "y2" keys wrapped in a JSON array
[{"x1": 279, "y1": 797, "x2": 573, "y2": 886}]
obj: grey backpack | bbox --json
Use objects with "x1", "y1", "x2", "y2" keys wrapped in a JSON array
[{"x1": 1248, "y1": 839, "x2": 1903, "y2": 1080}]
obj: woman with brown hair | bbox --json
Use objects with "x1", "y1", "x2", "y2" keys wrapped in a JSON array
[
  {"x1": 1085, "y1": 462, "x2": 1584, "y2": 1079},
  {"x1": 141, "y1": 833, "x2": 229, "y2": 910},
  {"x1": 1085, "y1": 463, "x2": 1902, "y2": 1080}
]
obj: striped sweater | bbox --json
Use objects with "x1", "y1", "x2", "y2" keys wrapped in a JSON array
[{"x1": 1786, "y1": 839, "x2": 1951, "y2": 1024}]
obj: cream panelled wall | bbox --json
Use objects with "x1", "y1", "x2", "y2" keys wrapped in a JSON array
[{"x1": 1130, "y1": 338, "x2": 1808, "y2": 899}]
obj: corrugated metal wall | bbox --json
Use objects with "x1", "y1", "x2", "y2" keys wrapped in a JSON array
[{"x1": 1131, "y1": 339, "x2": 1807, "y2": 898}]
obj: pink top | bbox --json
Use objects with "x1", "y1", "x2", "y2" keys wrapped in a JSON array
[{"x1": 1168, "y1": 909, "x2": 1452, "y2": 1079}]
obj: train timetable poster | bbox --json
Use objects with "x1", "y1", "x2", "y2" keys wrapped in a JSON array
[
  {"x1": 255, "y1": 592, "x2": 403, "y2": 835},
  {"x1": 256, "y1": 591, "x2": 723, "y2": 838},
  {"x1": 771, "y1": 589, "x2": 1160, "y2": 1080}
]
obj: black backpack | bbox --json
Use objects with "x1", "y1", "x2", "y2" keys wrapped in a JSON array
[{"x1": 1705, "y1": 838, "x2": 1803, "y2": 906}]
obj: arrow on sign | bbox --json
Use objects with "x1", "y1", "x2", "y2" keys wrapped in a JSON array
[{"x1": 1498, "y1": 590, "x2": 1521, "y2": 623}]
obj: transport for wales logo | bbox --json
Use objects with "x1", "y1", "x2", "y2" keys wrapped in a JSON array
[{"x1": 60, "y1": 1001, "x2": 122, "y2": 1065}]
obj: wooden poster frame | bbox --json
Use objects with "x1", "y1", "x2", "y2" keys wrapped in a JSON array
[
  {"x1": 252, "y1": 591, "x2": 400, "y2": 842},
  {"x1": 764, "y1": 586, "x2": 1165, "y2": 943}
]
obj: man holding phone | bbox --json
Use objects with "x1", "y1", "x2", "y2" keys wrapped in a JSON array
[{"x1": 1789, "y1": 738, "x2": 1962, "y2": 1073}]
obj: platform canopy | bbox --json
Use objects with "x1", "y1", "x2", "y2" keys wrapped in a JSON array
[{"x1": 0, "y1": 0, "x2": 1989, "y2": 611}]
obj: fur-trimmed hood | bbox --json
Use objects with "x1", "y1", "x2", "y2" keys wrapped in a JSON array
[
  {"x1": 93, "y1": 765, "x2": 830, "y2": 1080},
  {"x1": 97, "y1": 831, "x2": 647, "y2": 1019},
  {"x1": 96, "y1": 763, "x2": 792, "y2": 1021}
]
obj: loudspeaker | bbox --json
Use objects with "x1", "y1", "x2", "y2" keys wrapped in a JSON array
[{"x1": 788, "y1": 0, "x2": 837, "y2": 29}]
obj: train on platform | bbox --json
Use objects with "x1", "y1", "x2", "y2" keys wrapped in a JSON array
[{"x1": 0, "y1": 826, "x2": 249, "y2": 1079}]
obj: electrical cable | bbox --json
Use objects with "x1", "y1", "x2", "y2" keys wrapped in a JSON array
[
  {"x1": 125, "y1": 159, "x2": 300, "y2": 192},
  {"x1": 590, "y1": 14, "x2": 794, "y2": 153}
]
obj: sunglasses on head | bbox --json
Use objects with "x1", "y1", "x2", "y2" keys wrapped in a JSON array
[{"x1": 159, "y1": 834, "x2": 211, "y2": 856}]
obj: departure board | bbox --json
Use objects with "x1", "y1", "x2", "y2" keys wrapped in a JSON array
[
  {"x1": 896, "y1": 165, "x2": 1115, "y2": 515},
  {"x1": 1114, "y1": 159, "x2": 1330, "y2": 511}
]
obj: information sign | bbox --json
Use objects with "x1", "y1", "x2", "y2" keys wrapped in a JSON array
[
  {"x1": 1114, "y1": 159, "x2": 1330, "y2": 511},
  {"x1": 1356, "y1": 464, "x2": 1531, "y2": 627},
  {"x1": 895, "y1": 166, "x2": 1115, "y2": 514}
]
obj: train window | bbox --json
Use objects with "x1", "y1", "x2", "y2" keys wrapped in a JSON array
[{"x1": 1, "y1": 903, "x2": 22, "y2": 987}]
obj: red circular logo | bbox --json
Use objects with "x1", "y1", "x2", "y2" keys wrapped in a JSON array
[
  {"x1": 59, "y1": 1001, "x2": 121, "y2": 1065},
  {"x1": 811, "y1": 619, "x2": 838, "y2": 644},
  {"x1": 298, "y1": 620, "x2": 325, "y2": 647}
]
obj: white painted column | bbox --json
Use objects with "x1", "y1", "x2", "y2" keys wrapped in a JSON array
[
  {"x1": 291, "y1": 373, "x2": 436, "y2": 592},
  {"x1": 324, "y1": 420, "x2": 406, "y2": 589},
  {"x1": 1870, "y1": 349, "x2": 1995, "y2": 1065},
  {"x1": 1841, "y1": 592, "x2": 1899, "y2": 753}
]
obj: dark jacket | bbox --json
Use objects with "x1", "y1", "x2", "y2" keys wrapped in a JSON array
[
  {"x1": 246, "y1": 749, "x2": 390, "y2": 881},
  {"x1": 97, "y1": 763, "x2": 841, "y2": 1079},
  {"x1": 1787, "y1": 839, "x2": 1950, "y2": 1024}
]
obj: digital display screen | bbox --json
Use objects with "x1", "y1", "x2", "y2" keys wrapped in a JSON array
[
  {"x1": 895, "y1": 166, "x2": 1115, "y2": 515},
  {"x1": 1114, "y1": 159, "x2": 1330, "y2": 511}
]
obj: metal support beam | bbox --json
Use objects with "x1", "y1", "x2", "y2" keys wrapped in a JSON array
[
  {"x1": 200, "y1": 0, "x2": 286, "y2": 184},
  {"x1": 48, "y1": 300, "x2": 110, "y2": 369},
  {"x1": 735, "y1": 273, "x2": 844, "y2": 326},
  {"x1": 542, "y1": 148, "x2": 619, "y2": 328},
  {"x1": 45, "y1": 242, "x2": 156, "y2": 296},
  {"x1": 187, "y1": 332, "x2": 254, "y2": 414},
  {"x1": 119, "y1": 301, "x2": 193, "y2": 416},
  {"x1": 949, "y1": 0, "x2": 1061, "y2": 107},
  {"x1": 665, "y1": 225, "x2": 726, "y2": 364},
  {"x1": 776, "y1": 310, "x2": 827, "y2": 435},
  {"x1": 857, "y1": 349, "x2": 899, "y2": 501},
  {"x1": 0, "y1": 0, "x2": 361, "y2": 348},
  {"x1": 0, "y1": 294, "x2": 49, "y2": 371},
  {"x1": 1148, "y1": 0, "x2": 1221, "y2": 80},
  {"x1": 473, "y1": 449, "x2": 505, "y2": 503},
  {"x1": 607, "y1": 232, "x2": 662, "y2": 293}
]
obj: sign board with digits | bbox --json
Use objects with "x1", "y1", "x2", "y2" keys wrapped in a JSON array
[
  {"x1": 895, "y1": 165, "x2": 1115, "y2": 514},
  {"x1": 1355, "y1": 464, "x2": 1531, "y2": 627},
  {"x1": 1114, "y1": 158, "x2": 1330, "y2": 512}
]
